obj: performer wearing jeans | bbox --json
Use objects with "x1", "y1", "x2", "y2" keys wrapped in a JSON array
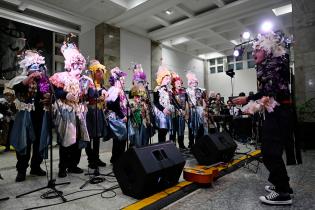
[
  {"x1": 233, "y1": 31, "x2": 302, "y2": 205},
  {"x1": 170, "y1": 73, "x2": 187, "y2": 149}
]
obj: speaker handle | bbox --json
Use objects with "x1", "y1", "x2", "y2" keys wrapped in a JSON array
[
  {"x1": 152, "y1": 149, "x2": 168, "y2": 161},
  {"x1": 152, "y1": 149, "x2": 164, "y2": 161}
]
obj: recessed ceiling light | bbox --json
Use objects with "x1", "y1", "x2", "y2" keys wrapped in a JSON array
[
  {"x1": 165, "y1": 9, "x2": 173, "y2": 15},
  {"x1": 272, "y1": 4, "x2": 292, "y2": 16},
  {"x1": 198, "y1": 52, "x2": 225, "y2": 59}
]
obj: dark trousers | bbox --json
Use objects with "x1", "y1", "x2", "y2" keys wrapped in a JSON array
[
  {"x1": 188, "y1": 126, "x2": 204, "y2": 147},
  {"x1": 59, "y1": 141, "x2": 82, "y2": 171},
  {"x1": 16, "y1": 138, "x2": 43, "y2": 173},
  {"x1": 158, "y1": 128, "x2": 168, "y2": 143},
  {"x1": 6, "y1": 120, "x2": 14, "y2": 150},
  {"x1": 85, "y1": 138, "x2": 100, "y2": 164},
  {"x1": 261, "y1": 105, "x2": 292, "y2": 193},
  {"x1": 110, "y1": 138, "x2": 126, "y2": 164},
  {"x1": 170, "y1": 117, "x2": 185, "y2": 147}
]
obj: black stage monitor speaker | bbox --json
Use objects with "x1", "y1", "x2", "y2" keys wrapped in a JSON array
[
  {"x1": 192, "y1": 132, "x2": 237, "y2": 165},
  {"x1": 113, "y1": 142, "x2": 186, "y2": 199}
]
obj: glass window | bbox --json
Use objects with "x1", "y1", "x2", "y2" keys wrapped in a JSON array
[
  {"x1": 227, "y1": 55, "x2": 234, "y2": 63},
  {"x1": 247, "y1": 60, "x2": 256, "y2": 69},
  {"x1": 210, "y1": 67, "x2": 216, "y2": 74},
  {"x1": 217, "y1": 66, "x2": 223, "y2": 73},
  {"x1": 236, "y1": 62, "x2": 243, "y2": 70},
  {"x1": 228, "y1": 64, "x2": 234, "y2": 71},
  {"x1": 209, "y1": 59, "x2": 215, "y2": 66},
  {"x1": 247, "y1": 51, "x2": 253, "y2": 60},
  {"x1": 217, "y1": 57, "x2": 223, "y2": 64},
  {"x1": 235, "y1": 55, "x2": 243, "y2": 61}
]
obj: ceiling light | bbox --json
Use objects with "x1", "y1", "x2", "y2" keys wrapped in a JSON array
[
  {"x1": 108, "y1": 34, "x2": 114, "y2": 39},
  {"x1": 272, "y1": 4, "x2": 292, "y2": 16},
  {"x1": 261, "y1": 21, "x2": 273, "y2": 32},
  {"x1": 233, "y1": 49, "x2": 240, "y2": 57},
  {"x1": 242, "y1": 31, "x2": 250, "y2": 40},
  {"x1": 199, "y1": 52, "x2": 225, "y2": 59},
  {"x1": 165, "y1": 9, "x2": 173, "y2": 15},
  {"x1": 170, "y1": 37, "x2": 190, "y2": 45}
]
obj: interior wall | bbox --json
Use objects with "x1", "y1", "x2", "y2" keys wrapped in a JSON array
[
  {"x1": 161, "y1": 47, "x2": 205, "y2": 88},
  {"x1": 120, "y1": 29, "x2": 151, "y2": 89},
  {"x1": 79, "y1": 28, "x2": 95, "y2": 60},
  {"x1": 206, "y1": 63, "x2": 257, "y2": 101}
]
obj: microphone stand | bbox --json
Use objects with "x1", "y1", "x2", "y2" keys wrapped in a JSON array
[
  {"x1": 16, "y1": 75, "x2": 70, "y2": 202},
  {"x1": 144, "y1": 82, "x2": 156, "y2": 145},
  {"x1": 186, "y1": 88, "x2": 198, "y2": 138},
  {"x1": 118, "y1": 79, "x2": 131, "y2": 150}
]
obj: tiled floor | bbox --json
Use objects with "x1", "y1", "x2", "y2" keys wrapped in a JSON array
[{"x1": 0, "y1": 133, "x2": 314, "y2": 210}]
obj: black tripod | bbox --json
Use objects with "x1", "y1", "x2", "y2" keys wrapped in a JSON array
[{"x1": 16, "y1": 78, "x2": 70, "y2": 202}]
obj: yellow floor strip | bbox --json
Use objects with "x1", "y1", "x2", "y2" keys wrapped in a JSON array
[{"x1": 123, "y1": 150, "x2": 261, "y2": 210}]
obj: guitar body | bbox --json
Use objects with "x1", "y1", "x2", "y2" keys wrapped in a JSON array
[{"x1": 183, "y1": 165, "x2": 219, "y2": 184}]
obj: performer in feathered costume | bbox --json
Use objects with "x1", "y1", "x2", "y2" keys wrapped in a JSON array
[
  {"x1": 153, "y1": 65, "x2": 174, "y2": 143},
  {"x1": 106, "y1": 67, "x2": 133, "y2": 164},
  {"x1": 170, "y1": 72, "x2": 188, "y2": 149},
  {"x1": 85, "y1": 59, "x2": 108, "y2": 169},
  {"x1": 8, "y1": 50, "x2": 50, "y2": 182},
  {"x1": 233, "y1": 31, "x2": 301, "y2": 205},
  {"x1": 129, "y1": 64, "x2": 151, "y2": 147},
  {"x1": 49, "y1": 33, "x2": 92, "y2": 178},
  {"x1": 186, "y1": 72, "x2": 206, "y2": 148}
]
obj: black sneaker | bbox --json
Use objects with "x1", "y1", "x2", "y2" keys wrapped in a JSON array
[
  {"x1": 58, "y1": 170, "x2": 67, "y2": 178},
  {"x1": 259, "y1": 191, "x2": 292, "y2": 205},
  {"x1": 96, "y1": 159, "x2": 106, "y2": 167},
  {"x1": 30, "y1": 167, "x2": 47, "y2": 176},
  {"x1": 68, "y1": 166, "x2": 83, "y2": 174},
  {"x1": 265, "y1": 185, "x2": 293, "y2": 196},
  {"x1": 15, "y1": 172, "x2": 26, "y2": 182}
]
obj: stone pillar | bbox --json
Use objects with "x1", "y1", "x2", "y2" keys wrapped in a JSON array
[
  {"x1": 292, "y1": 0, "x2": 315, "y2": 121},
  {"x1": 151, "y1": 41, "x2": 162, "y2": 89},
  {"x1": 95, "y1": 23, "x2": 120, "y2": 87}
]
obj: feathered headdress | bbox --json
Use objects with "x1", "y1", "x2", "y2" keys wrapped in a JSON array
[
  {"x1": 131, "y1": 64, "x2": 147, "y2": 97},
  {"x1": 88, "y1": 59, "x2": 107, "y2": 89},
  {"x1": 18, "y1": 50, "x2": 45, "y2": 76},
  {"x1": 156, "y1": 65, "x2": 171, "y2": 86},
  {"x1": 171, "y1": 72, "x2": 182, "y2": 86},
  {"x1": 61, "y1": 33, "x2": 86, "y2": 71},
  {"x1": 186, "y1": 72, "x2": 198, "y2": 86},
  {"x1": 252, "y1": 31, "x2": 289, "y2": 57},
  {"x1": 89, "y1": 59, "x2": 106, "y2": 73},
  {"x1": 133, "y1": 64, "x2": 146, "y2": 82},
  {"x1": 108, "y1": 67, "x2": 127, "y2": 86}
]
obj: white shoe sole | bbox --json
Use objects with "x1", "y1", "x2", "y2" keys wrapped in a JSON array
[
  {"x1": 259, "y1": 196, "x2": 292, "y2": 205},
  {"x1": 265, "y1": 186, "x2": 294, "y2": 198}
]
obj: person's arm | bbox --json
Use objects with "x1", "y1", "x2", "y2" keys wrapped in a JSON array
[
  {"x1": 153, "y1": 91, "x2": 165, "y2": 112},
  {"x1": 54, "y1": 87, "x2": 67, "y2": 99},
  {"x1": 107, "y1": 97, "x2": 125, "y2": 119}
]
